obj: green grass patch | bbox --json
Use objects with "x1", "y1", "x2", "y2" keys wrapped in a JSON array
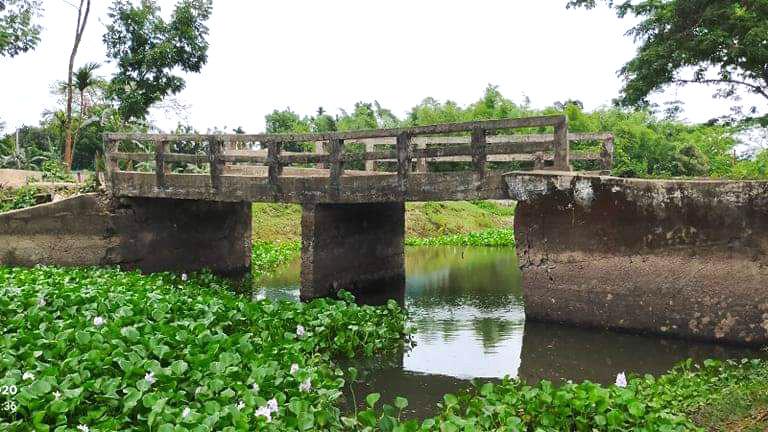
[
  {"x1": 251, "y1": 201, "x2": 516, "y2": 244},
  {"x1": 405, "y1": 228, "x2": 515, "y2": 247},
  {"x1": 251, "y1": 203, "x2": 303, "y2": 243}
]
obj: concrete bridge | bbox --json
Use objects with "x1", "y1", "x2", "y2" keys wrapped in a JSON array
[
  {"x1": 101, "y1": 115, "x2": 609, "y2": 298},
  {"x1": 2, "y1": 115, "x2": 767, "y2": 345}
]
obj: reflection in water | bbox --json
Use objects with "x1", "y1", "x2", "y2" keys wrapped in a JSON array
[{"x1": 256, "y1": 245, "x2": 764, "y2": 418}]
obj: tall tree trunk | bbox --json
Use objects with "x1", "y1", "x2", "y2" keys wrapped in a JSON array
[{"x1": 63, "y1": 0, "x2": 91, "y2": 169}]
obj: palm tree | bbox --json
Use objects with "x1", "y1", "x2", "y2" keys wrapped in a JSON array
[{"x1": 73, "y1": 62, "x2": 101, "y2": 117}]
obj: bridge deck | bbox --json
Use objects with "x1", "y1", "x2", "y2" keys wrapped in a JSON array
[{"x1": 110, "y1": 169, "x2": 511, "y2": 203}]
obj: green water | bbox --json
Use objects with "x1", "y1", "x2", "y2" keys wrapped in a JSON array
[{"x1": 256, "y1": 245, "x2": 764, "y2": 418}]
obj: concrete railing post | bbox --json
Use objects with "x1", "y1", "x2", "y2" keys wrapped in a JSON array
[
  {"x1": 552, "y1": 116, "x2": 571, "y2": 171},
  {"x1": 396, "y1": 133, "x2": 411, "y2": 194},
  {"x1": 314, "y1": 141, "x2": 326, "y2": 169},
  {"x1": 471, "y1": 127, "x2": 487, "y2": 177},
  {"x1": 209, "y1": 138, "x2": 225, "y2": 190},
  {"x1": 329, "y1": 138, "x2": 345, "y2": 198},
  {"x1": 416, "y1": 141, "x2": 428, "y2": 173},
  {"x1": 601, "y1": 135, "x2": 614, "y2": 171},
  {"x1": 364, "y1": 141, "x2": 376, "y2": 171},
  {"x1": 267, "y1": 141, "x2": 283, "y2": 197},
  {"x1": 154, "y1": 139, "x2": 169, "y2": 189}
]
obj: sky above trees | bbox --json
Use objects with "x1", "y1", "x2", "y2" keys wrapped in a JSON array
[{"x1": 1, "y1": 0, "x2": 765, "y2": 133}]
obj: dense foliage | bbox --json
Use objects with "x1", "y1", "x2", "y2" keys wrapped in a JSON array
[
  {"x1": 0, "y1": 185, "x2": 40, "y2": 213},
  {"x1": 0, "y1": 265, "x2": 408, "y2": 430},
  {"x1": 103, "y1": 0, "x2": 213, "y2": 122},
  {"x1": 0, "y1": 0, "x2": 42, "y2": 58},
  {"x1": 355, "y1": 358, "x2": 768, "y2": 432},
  {"x1": 567, "y1": 0, "x2": 768, "y2": 124}
]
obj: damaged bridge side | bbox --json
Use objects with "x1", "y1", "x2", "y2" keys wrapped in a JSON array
[{"x1": 506, "y1": 171, "x2": 768, "y2": 346}]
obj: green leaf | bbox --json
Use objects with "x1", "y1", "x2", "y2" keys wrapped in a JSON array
[{"x1": 366, "y1": 392, "x2": 381, "y2": 408}]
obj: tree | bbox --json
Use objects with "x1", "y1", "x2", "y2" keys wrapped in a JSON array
[
  {"x1": 103, "y1": 0, "x2": 213, "y2": 122},
  {"x1": 568, "y1": 0, "x2": 768, "y2": 121},
  {"x1": 63, "y1": 0, "x2": 92, "y2": 169},
  {"x1": 0, "y1": 0, "x2": 42, "y2": 57},
  {"x1": 73, "y1": 62, "x2": 101, "y2": 117}
]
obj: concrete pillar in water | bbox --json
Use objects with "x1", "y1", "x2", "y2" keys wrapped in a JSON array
[{"x1": 300, "y1": 202, "x2": 405, "y2": 302}]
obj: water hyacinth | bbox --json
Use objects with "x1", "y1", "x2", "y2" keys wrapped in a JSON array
[
  {"x1": 0, "y1": 265, "x2": 409, "y2": 430},
  {"x1": 266, "y1": 398, "x2": 278, "y2": 413},
  {"x1": 296, "y1": 324, "x2": 306, "y2": 336},
  {"x1": 616, "y1": 371, "x2": 628, "y2": 388},
  {"x1": 76, "y1": 425, "x2": 89, "y2": 432},
  {"x1": 299, "y1": 378, "x2": 312, "y2": 392},
  {"x1": 254, "y1": 405, "x2": 272, "y2": 422}
]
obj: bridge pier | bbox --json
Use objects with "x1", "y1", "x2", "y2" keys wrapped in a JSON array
[{"x1": 300, "y1": 202, "x2": 405, "y2": 302}]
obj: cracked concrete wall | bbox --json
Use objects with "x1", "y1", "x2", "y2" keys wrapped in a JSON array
[
  {"x1": 508, "y1": 173, "x2": 768, "y2": 346},
  {"x1": 0, "y1": 193, "x2": 252, "y2": 275}
]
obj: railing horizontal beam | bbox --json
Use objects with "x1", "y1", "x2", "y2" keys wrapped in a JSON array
[{"x1": 104, "y1": 115, "x2": 566, "y2": 143}]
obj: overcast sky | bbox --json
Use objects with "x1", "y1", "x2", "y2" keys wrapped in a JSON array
[{"x1": 0, "y1": 0, "x2": 763, "y2": 134}]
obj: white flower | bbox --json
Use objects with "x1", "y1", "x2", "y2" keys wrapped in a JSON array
[
  {"x1": 93, "y1": 316, "x2": 105, "y2": 327},
  {"x1": 181, "y1": 273, "x2": 188, "y2": 282},
  {"x1": 255, "y1": 292, "x2": 266, "y2": 301},
  {"x1": 299, "y1": 378, "x2": 312, "y2": 392},
  {"x1": 296, "y1": 325, "x2": 306, "y2": 337},
  {"x1": 251, "y1": 383, "x2": 259, "y2": 393},
  {"x1": 181, "y1": 407, "x2": 191, "y2": 418},
  {"x1": 53, "y1": 391, "x2": 61, "y2": 400},
  {"x1": 266, "y1": 398, "x2": 278, "y2": 413},
  {"x1": 290, "y1": 363, "x2": 299, "y2": 375},
  {"x1": 77, "y1": 425, "x2": 90, "y2": 432},
  {"x1": 37, "y1": 297, "x2": 46, "y2": 307},
  {"x1": 144, "y1": 371, "x2": 155, "y2": 385},
  {"x1": 615, "y1": 372, "x2": 627, "y2": 388},
  {"x1": 254, "y1": 405, "x2": 272, "y2": 422},
  {"x1": 22, "y1": 371, "x2": 35, "y2": 381},
  {"x1": 236, "y1": 400, "x2": 245, "y2": 410}
]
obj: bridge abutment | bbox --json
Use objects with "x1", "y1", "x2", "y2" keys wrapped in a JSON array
[
  {"x1": 0, "y1": 194, "x2": 252, "y2": 276},
  {"x1": 508, "y1": 173, "x2": 768, "y2": 346},
  {"x1": 300, "y1": 202, "x2": 405, "y2": 302}
]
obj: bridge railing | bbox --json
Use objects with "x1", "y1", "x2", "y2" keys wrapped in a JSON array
[
  {"x1": 335, "y1": 132, "x2": 613, "y2": 172},
  {"x1": 104, "y1": 115, "x2": 612, "y2": 196}
]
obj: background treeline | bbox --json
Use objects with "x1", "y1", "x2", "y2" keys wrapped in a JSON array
[{"x1": 2, "y1": 85, "x2": 767, "y2": 178}]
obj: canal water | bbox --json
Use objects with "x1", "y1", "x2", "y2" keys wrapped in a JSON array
[{"x1": 256, "y1": 245, "x2": 764, "y2": 418}]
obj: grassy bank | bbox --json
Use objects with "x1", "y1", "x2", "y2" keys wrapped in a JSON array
[{"x1": 252, "y1": 201, "x2": 515, "y2": 244}]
